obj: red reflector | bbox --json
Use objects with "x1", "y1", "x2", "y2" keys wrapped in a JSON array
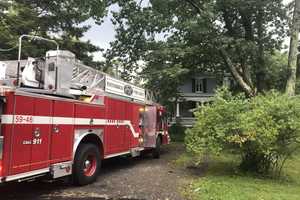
[
  {"x1": 0, "y1": 160, "x2": 3, "y2": 177},
  {"x1": 13, "y1": 79, "x2": 18, "y2": 86}
]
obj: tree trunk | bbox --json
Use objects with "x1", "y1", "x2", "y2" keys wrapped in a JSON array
[
  {"x1": 220, "y1": 49, "x2": 256, "y2": 97},
  {"x1": 286, "y1": 0, "x2": 300, "y2": 96},
  {"x1": 256, "y1": 7, "x2": 266, "y2": 93},
  {"x1": 242, "y1": 65, "x2": 252, "y2": 85}
]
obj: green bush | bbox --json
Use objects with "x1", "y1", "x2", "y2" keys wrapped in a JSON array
[{"x1": 185, "y1": 87, "x2": 300, "y2": 175}]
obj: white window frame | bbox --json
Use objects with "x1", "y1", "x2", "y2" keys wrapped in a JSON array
[{"x1": 195, "y1": 78, "x2": 204, "y2": 93}]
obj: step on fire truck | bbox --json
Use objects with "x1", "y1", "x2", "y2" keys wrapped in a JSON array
[{"x1": 0, "y1": 35, "x2": 170, "y2": 186}]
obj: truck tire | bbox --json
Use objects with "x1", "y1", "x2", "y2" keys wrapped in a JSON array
[
  {"x1": 152, "y1": 136, "x2": 161, "y2": 159},
  {"x1": 73, "y1": 143, "x2": 101, "y2": 186}
]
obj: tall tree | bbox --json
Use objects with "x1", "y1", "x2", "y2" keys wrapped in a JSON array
[
  {"x1": 0, "y1": 0, "x2": 109, "y2": 65},
  {"x1": 286, "y1": 0, "x2": 300, "y2": 96},
  {"x1": 106, "y1": 0, "x2": 288, "y2": 99}
]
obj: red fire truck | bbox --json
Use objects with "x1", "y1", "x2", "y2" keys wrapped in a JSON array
[{"x1": 0, "y1": 35, "x2": 170, "y2": 186}]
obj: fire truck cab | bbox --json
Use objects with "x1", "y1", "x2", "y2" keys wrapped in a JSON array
[{"x1": 0, "y1": 35, "x2": 170, "y2": 185}]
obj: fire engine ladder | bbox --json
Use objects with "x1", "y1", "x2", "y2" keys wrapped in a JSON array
[
  {"x1": 71, "y1": 62, "x2": 159, "y2": 104},
  {"x1": 70, "y1": 61, "x2": 106, "y2": 95},
  {"x1": 0, "y1": 34, "x2": 157, "y2": 103}
]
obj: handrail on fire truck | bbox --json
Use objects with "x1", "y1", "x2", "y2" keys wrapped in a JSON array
[
  {"x1": 0, "y1": 35, "x2": 158, "y2": 104},
  {"x1": 17, "y1": 35, "x2": 60, "y2": 88}
]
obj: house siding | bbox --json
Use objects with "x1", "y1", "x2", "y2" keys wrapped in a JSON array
[
  {"x1": 206, "y1": 78, "x2": 217, "y2": 94},
  {"x1": 178, "y1": 77, "x2": 217, "y2": 94},
  {"x1": 178, "y1": 79, "x2": 193, "y2": 93},
  {"x1": 173, "y1": 74, "x2": 224, "y2": 127}
]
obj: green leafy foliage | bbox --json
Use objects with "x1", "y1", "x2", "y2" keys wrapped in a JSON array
[
  {"x1": 0, "y1": 0, "x2": 109, "y2": 66},
  {"x1": 185, "y1": 87, "x2": 300, "y2": 174},
  {"x1": 264, "y1": 51, "x2": 288, "y2": 91},
  {"x1": 107, "y1": 0, "x2": 289, "y2": 99}
]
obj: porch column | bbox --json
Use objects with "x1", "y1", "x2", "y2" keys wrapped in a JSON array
[
  {"x1": 176, "y1": 102, "x2": 180, "y2": 117},
  {"x1": 200, "y1": 101, "x2": 204, "y2": 107}
]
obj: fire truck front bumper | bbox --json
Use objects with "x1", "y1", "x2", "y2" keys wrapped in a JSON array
[{"x1": 161, "y1": 131, "x2": 171, "y2": 144}]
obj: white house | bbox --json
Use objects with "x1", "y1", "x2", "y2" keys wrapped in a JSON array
[{"x1": 173, "y1": 73, "x2": 231, "y2": 127}]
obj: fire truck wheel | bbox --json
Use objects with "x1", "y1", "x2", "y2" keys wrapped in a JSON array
[
  {"x1": 73, "y1": 143, "x2": 101, "y2": 186},
  {"x1": 152, "y1": 136, "x2": 161, "y2": 159}
]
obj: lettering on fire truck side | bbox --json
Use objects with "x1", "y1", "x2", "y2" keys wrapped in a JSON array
[
  {"x1": 15, "y1": 115, "x2": 33, "y2": 124},
  {"x1": 22, "y1": 139, "x2": 42, "y2": 145}
]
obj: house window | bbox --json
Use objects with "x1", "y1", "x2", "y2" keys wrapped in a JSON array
[
  {"x1": 192, "y1": 78, "x2": 207, "y2": 93},
  {"x1": 195, "y1": 79, "x2": 203, "y2": 93}
]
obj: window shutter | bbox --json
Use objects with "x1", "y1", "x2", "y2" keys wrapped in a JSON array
[
  {"x1": 192, "y1": 78, "x2": 195, "y2": 93},
  {"x1": 203, "y1": 78, "x2": 207, "y2": 93}
]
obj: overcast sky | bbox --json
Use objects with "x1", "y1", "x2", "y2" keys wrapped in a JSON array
[{"x1": 82, "y1": 0, "x2": 294, "y2": 61}]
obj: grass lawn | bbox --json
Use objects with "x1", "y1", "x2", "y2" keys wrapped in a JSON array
[{"x1": 176, "y1": 150, "x2": 300, "y2": 200}]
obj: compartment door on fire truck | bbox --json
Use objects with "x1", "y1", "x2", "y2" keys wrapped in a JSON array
[
  {"x1": 143, "y1": 106, "x2": 157, "y2": 148},
  {"x1": 105, "y1": 98, "x2": 126, "y2": 154},
  {"x1": 50, "y1": 101, "x2": 74, "y2": 163},
  {"x1": 31, "y1": 98, "x2": 52, "y2": 170},
  {"x1": 10, "y1": 95, "x2": 52, "y2": 175}
]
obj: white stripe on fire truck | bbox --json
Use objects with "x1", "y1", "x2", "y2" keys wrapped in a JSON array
[{"x1": 0, "y1": 115, "x2": 139, "y2": 138}]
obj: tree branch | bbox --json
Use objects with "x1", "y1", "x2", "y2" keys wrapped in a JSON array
[{"x1": 184, "y1": 0, "x2": 202, "y2": 14}]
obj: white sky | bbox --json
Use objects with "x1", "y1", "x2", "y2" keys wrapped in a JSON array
[
  {"x1": 81, "y1": 4, "x2": 118, "y2": 61},
  {"x1": 82, "y1": 0, "x2": 294, "y2": 61}
]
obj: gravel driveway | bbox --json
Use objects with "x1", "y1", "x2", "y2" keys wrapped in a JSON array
[{"x1": 0, "y1": 143, "x2": 187, "y2": 200}]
